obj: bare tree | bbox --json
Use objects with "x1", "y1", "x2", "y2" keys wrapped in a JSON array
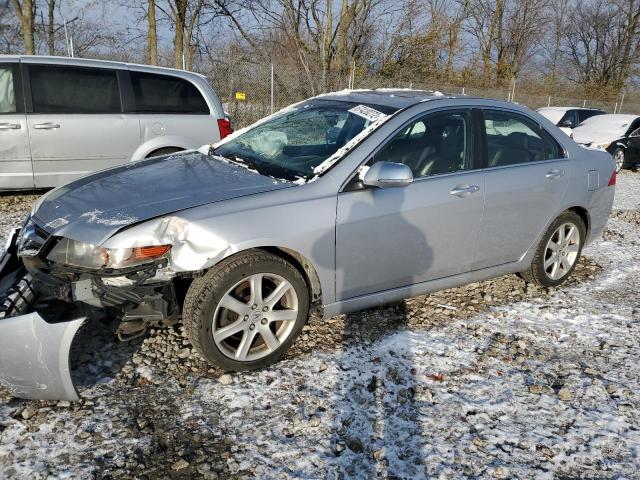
[
  {"x1": 565, "y1": 0, "x2": 640, "y2": 91},
  {"x1": 44, "y1": 0, "x2": 56, "y2": 55},
  {"x1": 148, "y1": 0, "x2": 158, "y2": 64},
  {"x1": 11, "y1": 0, "x2": 35, "y2": 54}
]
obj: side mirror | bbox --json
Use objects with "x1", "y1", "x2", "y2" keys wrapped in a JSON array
[
  {"x1": 561, "y1": 120, "x2": 574, "y2": 128},
  {"x1": 362, "y1": 161, "x2": 413, "y2": 188}
]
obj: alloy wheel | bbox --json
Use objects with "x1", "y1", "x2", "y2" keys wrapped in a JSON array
[
  {"x1": 212, "y1": 273, "x2": 298, "y2": 361},
  {"x1": 613, "y1": 149, "x2": 624, "y2": 173},
  {"x1": 543, "y1": 223, "x2": 581, "y2": 281}
]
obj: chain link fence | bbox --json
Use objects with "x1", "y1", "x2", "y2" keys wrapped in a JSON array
[{"x1": 192, "y1": 59, "x2": 640, "y2": 129}]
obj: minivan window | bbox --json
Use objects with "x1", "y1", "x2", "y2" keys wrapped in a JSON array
[
  {"x1": 29, "y1": 65, "x2": 121, "y2": 114},
  {"x1": 484, "y1": 110, "x2": 564, "y2": 167},
  {"x1": 131, "y1": 71, "x2": 209, "y2": 114},
  {"x1": 0, "y1": 66, "x2": 16, "y2": 113},
  {"x1": 373, "y1": 109, "x2": 473, "y2": 178}
]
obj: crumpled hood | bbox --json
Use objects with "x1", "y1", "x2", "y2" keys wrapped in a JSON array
[{"x1": 32, "y1": 151, "x2": 292, "y2": 245}]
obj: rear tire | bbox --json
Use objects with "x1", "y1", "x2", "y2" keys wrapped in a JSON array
[
  {"x1": 520, "y1": 211, "x2": 585, "y2": 288},
  {"x1": 183, "y1": 251, "x2": 310, "y2": 371}
]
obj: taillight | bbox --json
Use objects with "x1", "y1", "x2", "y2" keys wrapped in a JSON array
[
  {"x1": 217, "y1": 118, "x2": 233, "y2": 139},
  {"x1": 608, "y1": 170, "x2": 616, "y2": 186}
]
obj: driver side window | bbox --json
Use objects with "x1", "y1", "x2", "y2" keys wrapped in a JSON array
[{"x1": 372, "y1": 109, "x2": 473, "y2": 178}]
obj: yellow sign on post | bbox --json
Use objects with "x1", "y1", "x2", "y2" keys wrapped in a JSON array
[{"x1": 235, "y1": 92, "x2": 246, "y2": 101}]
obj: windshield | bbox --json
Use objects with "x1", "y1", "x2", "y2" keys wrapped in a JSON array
[{"x1": 213, "y1": 99, "x2": 397, "y2": 181}]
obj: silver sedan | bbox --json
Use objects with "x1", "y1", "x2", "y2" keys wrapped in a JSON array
[{"x1": 0, "y1": 90, "x2": 616, "y2": 400}]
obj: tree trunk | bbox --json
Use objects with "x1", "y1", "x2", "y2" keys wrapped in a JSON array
[
  {"x1": 147, "y1": 0, "x2": 158, "y2": 65},
  {"x1": 173, "y1": 0, "x2": 187, "y2": 69},
  {"x1": 47, "y1": 0, "x2": 55, "y2": 55},
  {"x1": 336, "y1": 0, "x2": 350, "y2": 71},
  {"x1": 482, "y1": 0, "x2": 504, "y2": 85},
  {"x1": 11, "y1": 0, "x2": 36, "y2": 54},
  {"x1": 321, "y1": 0, "x2": 333, "y2": 90}
]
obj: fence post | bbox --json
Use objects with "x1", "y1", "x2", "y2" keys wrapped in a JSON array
[
  {"x1": 619, "y1": 91, "x2": 625, "y2": 113},
  {"x1": 462, "y1": 86, "x2": 465, "y2": 95},
  {"x1": 547, "y1": 96, "x2": 551, "y2": 107},
  {"x1": 583, "y1": 99, "x2": 586, "y2": 107},
  {"x1": 614, "y1": 102, "x2": 618, "y2": 114},
  {"x1": 270, "y1": 62, "x2": 275, "y2": 114}
]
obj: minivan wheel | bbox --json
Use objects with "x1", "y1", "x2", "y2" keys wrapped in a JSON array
[
  {"x1": 147, "y1": 147, "x2": 183, "y2": 158},
  {"x1": 612, "y1": 148, "x2": 625, "y2": 173},
  {"x1": 183, "y1": 251, "x2": 310, "y2": 371},
  {"x1": 520, "y1": 211, "x2": 585, "y2": 288}
]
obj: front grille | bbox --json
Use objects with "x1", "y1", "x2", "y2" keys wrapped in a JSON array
[{"x1": 0, "y1": 272, "x2": 36, "y2": 319}]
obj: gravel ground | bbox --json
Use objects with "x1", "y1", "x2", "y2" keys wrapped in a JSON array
[{"x1": 0, "y1": 172, "x2": 639, "y2": 479}]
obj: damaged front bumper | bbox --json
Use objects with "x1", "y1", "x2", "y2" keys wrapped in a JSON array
[{"x1": 0, "y1": 229, "x2": 85, "y2": 401}]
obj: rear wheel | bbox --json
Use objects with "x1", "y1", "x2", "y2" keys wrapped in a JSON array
[
  {"x1": 183, "y1": 251, "x2": 310, "y2": 371},
  {"x1": 612, "y1": 148, "x2": 625, "y2": 173},
  {"x1": 521, "y1": 211, "x2": 585, "y2": 287},
  {"x1": 147, "y1": 147, "x2": 183, "y2": 158}
]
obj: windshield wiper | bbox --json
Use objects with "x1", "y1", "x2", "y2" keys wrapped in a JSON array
[
  {"x1": 209, "y1": 147, "x2": 303, "y2": 182},
  {"x1": 209, "y1": 147, "x2": 261, "y2": 171}
]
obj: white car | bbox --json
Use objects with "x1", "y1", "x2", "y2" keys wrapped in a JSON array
[
  {"x1": 537, "y1": 107, "x2": 605, "y2": 135},
  {"x1": 0, "y1": 55, "x2": 231, "y2": 190}
]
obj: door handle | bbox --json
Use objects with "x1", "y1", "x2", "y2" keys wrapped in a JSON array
[
  {"x1": 546, "y1": 169, "x2": 565, "y2": 179},
  {"x1": 33, "y1": 122, "x2": 60, "y2": 130},
  {"x1": 0, "y1": 123, "x2": 20, "y2": 130},
  {"x1": 450, "y1": 185, "x2": 480, "y2": 197}
]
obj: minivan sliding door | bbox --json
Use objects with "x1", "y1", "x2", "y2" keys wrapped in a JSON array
[{"x1": 24, "y1": 63, "x2": 140, "y2": 188}]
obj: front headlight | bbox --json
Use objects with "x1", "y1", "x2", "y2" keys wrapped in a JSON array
[
  {"x1": 590, "y1": 142, "x2": 611, "y2": 151},
  {"x1": 47, "y1": 238, "x2": 171, "y2": 270}
]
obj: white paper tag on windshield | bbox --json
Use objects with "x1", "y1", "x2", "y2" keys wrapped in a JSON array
[{"x1": 349, "y1": 105, "x2": 387, "y2": 122}]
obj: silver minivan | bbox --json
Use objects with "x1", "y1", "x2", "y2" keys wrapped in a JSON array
[{"x1": 0, "y1": 55, "x2": 230, "y2": 190}]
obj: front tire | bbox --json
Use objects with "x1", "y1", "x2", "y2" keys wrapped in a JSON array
[
  {"x1": 183, "y1": 251, "x2": 310, "y2": 371},
  {"x1": 521, "y1": 211, "x2": 585, "y2": 287},
  {"x1": 612, "y1": 148, "x2": 625, "y2": 173}
]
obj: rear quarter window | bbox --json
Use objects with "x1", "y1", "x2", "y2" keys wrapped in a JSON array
[{"x1": 131, "y1": 71, "x2": 209, "y2": 114}]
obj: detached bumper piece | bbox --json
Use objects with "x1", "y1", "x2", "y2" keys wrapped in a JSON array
[{"x1": 0, "y1": 229, "x2": 85, "y2": 401}]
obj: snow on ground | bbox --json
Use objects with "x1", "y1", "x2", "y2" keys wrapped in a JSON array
[
  {"x1": 0, "y1": 173, "x2": 639, "y2": 478},
  {"x1": 614, "y1": 169, "x2": 640, "y2": 211}
]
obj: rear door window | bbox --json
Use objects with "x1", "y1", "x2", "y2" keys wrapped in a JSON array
[
  {"x1": 29, "y1": 65, "x2": 121, "y2": 113},
  {"x1": 130, "y1": 71, "x2": 209, "y2": 114},
  {"x1": 0, "y1": 65, "x2": 17, "y2": 113},
  {"x1": 483, "y1": 110, "x2": 565, "y2": 167}
]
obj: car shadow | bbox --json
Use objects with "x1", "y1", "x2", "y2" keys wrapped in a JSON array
[
  {"x1": 69, "y1": 318, "x2": 143, "y2": 390},
  {"x1": 312, "y1": 185, "x2": 433, "y2": 477}
]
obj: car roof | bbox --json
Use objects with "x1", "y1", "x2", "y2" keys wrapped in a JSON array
[
  {"x1": 538, "y1": 106, "x2": 603, "y2": 112},
  {"x1": 313, "y1": 89, "x2": 465, "y2": 109},
  {"x1": 0, "y1": 54, "x2": 207, "y2": 79}
]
